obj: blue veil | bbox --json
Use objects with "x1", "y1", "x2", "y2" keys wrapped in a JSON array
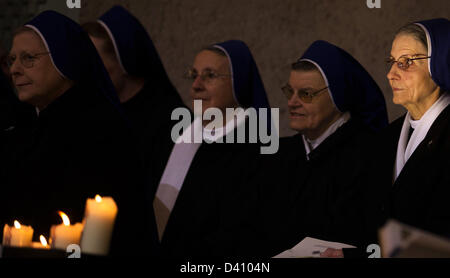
[
  {"x1": 299, "y1": 40, "x2": 388, "y2": 131},
  {"x1": 415, "y1": 18, "x2": 450, "y2": 92},
  {"x1": 98, "y1": 5, "x2": 172, "y2": 86},
  {"x1": 25, "y1": 10, "x2": 121, "y2": 108},
  {"x1": 213, "y1": 40, "x2": 273, "y2": 132}
]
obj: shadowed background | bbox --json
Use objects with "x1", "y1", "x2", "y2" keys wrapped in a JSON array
[{"x1": 1, "y1": 0, "x2": 449, "y2": 136}]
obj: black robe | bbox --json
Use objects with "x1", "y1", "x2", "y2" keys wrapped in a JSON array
[
  {"x1": 159, "y1": 126, "x2": 263, "y2": 257},
  {"x1": 122, "y1": 80, "x2": 187, "y2": 178},
  {"x1": 0, "y1": 74, "x2": 37, "y2": 181},
  {"x1": 1, "y1": 84, "x2": 153, "y2": 256},
  {"x1": 252, "y1": 119, "x2": 372, "y2": 257},
  {"x1": 365, "y1": 105, "x2": 450, "y2": 243},
  {"x1": 121, "y1": 80, "x2": 187, "y2": 256}
]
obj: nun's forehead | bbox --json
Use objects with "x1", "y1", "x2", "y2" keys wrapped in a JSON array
[
  {"x1": 194, "y1": 49, "x2": 230, "y2": 70},
  {"x1": 11, "y1": 28, "x2": 46, "y2": 51},
  {"x1": 391, "y1": 34, "x2": 428, "y2": 55}
]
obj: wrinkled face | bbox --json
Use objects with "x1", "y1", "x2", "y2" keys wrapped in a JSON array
[
  {"x1": 189, "y1": 50, "x2": 236, "y2": 115},
  {"x1": 89, "y1": 35, "x2": 124, "y2": 92},
  {"x1": 287, "y1": 70, "x2": 342, "y2": 139},
  {"x1": 387, "y1": 34, "x2": 438, "y2": 109},
  {"x1": 9, "y1": 31, "x2": 71, "y2": 110}
]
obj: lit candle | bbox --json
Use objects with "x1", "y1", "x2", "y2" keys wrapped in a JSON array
[
  {"x1": 31, "y1": 235, "x2": 50, "y2": 249},
  {"x1": 80, "y1": 195, "x2": 118, "y2": 256},
  {"x1": 2, "y1": 220, "x2": 34, "y2": 247},
  {"x1": 50, "y1": 211, "x2": 83, "y2": 250}
]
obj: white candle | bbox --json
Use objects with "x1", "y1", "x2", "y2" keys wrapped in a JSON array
[
  {"x1": 80, "y1": 195, "x2": 118, "y2": 256},
  {"x1": 50, "y1": 211, "x2": 83, "y2": 250},
  {"x1": 31, "y1": 235, "x2": 50, "y2": 249},
  {"x1": 2, "y1": 220, "x2": 34, "y2": 247}
]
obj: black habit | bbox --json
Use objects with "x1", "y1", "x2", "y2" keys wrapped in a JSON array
[
  {"x1": 123, "y1": 80, "x2": 188, "y2": 198},
  {"x1": 159, "y1": 127, "x2": 262, "y2": 257},
  {"x1": 252, "y1": 119, "x2": 372, "y2": 257},
  {"x1": 1, "y1": 84, "x2": 153, "y2": 256},
  {"x1": 365, "y1": 105, "x2": 450, "y2": 243}
]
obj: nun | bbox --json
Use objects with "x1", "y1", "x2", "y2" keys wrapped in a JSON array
[
  {"x1": 366, "y1": 18, "x2": 450, "y2": 247},
  {"x1": 153, "y1": 40, "x2": 271, "y2": 257},
  {"x1": 82, "y1": 6, "x2": 187, "y2": 186},
  {"x1": 3, "y1": 10, "x2": 155, "y2": 256},
  {"x1": 323, "y1": 18, "x2": 450, "y2": 258},
  {"x1": 252, "y1": 40, "x2": 388, "y2": 257}
]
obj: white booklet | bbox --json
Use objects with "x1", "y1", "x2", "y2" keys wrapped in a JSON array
[{"x1": 273, "y1": 237, "x2": 356, "y2": 258}]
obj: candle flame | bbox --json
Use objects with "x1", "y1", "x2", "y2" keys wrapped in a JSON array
[
  {"x1": 95, "y1": 194, "x2": 102, "y2": 203},
  {"x1": 14, "y1": 220, "x2": 21, "y2": 229},
  {"x1": 40, "y1": 235, "x2": 48, "y2": 247},
  {"x1": 58, "y1": 211, "x2": 71, "y2": 226}
]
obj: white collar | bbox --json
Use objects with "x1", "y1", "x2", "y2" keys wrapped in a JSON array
[
  {"x1": 302, "y1": 111, "x2": 351, "y2": 159},
  {"x1": 176, "y1": 108, "x2": 248, "y2": 144},
  {"x1": 395, "y1": 93, "x2": 450, "y2": 180},
  {"x1": 203, "y1": 108, "x2": 247, "y2": 143}
]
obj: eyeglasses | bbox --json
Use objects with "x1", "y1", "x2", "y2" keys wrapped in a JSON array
[
  {"x1": 281, "y1": 84, "x2": 328, "y2": 103},
  {"x1": 386, "y1": 54, "x2": 430, "y2": 71},
  {"x1": 6, "y1": 52, "x2": 50, "y2": 69},
  {"x1": 184, "y1": 68, "x2": 231, "y2": 84}
]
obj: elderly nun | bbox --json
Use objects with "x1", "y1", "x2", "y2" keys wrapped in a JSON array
[
  {"x1": 3, "y1": 10, "x2": 156, "y2": 256},
  {"x1": 365, "y1": 18, "x2": 450, "y2": 249},
  {"x1": 153, "y1": 40, "x2": 272, "y2": 257},
  {"x1": 252, "y1": 40, "x2": 388, "y2": 257},
  {"x1": 323, "y1": 18, "x2": 450, "y2": 258}
]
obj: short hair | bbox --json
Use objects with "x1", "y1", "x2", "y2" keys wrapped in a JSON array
[
  {"x1": 201, "y1": 45, "x2": 227, "y2": 57},
  {"x1": 395, "y1": 23, "x2": 428, "y2": 52},
  {"x1": 81, "y1": 21, "x2": 115, "y2": 55},
  {"x1": 291, "y1": 60, "x2": 319, "y2": 72}
]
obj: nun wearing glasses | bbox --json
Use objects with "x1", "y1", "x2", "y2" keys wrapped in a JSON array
[
  {"x1": 323, "y1": 18, "x2": 450, "y2": 258},
  {"x1": 367, "y1": 18, "x2": 450, "y2": 244},
  {"x1": 251, "y1": 40, "x2": 388, "y2": 257},
  {"x1": 153, "y1": 40, "x2": 272, "y2": 257},
  {"x1": 2, "y1": 10, "x2": 156, "y2": 256}
]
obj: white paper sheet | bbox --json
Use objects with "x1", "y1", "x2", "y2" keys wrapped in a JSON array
[{"x1": 273, "y1": 237, "x2": 356, "y2": 258}]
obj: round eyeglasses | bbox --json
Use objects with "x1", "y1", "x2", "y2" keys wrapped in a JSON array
[
  {"x1": 281, "y1": 84, "x2": 328, "y2": 103},
  {"x1": 386, "y1": 55, "x2": 430, "y2": 71},
  {"x1": 6, "y1": 52, "x2": 50, "y2": 69},
  {"x1": 184, "y1": 68, "x2": 231, "y2": 84}
]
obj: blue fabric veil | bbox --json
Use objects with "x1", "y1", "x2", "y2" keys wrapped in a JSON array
[
  {"x1": 213, "y1": 40, "x2": 272, "y2": 130},
  {"x1": 98, "y1": 5, "x2": 171, "y2": 83},
  {"x1": 25, "y1": 10, "x2": 121, "y2": 108},
  {"x1": 415, "y1": 18, "x2": 450, "y2": 92},
  {"x1": 299, "y1": 40, "x2": 388, "y2": 131}
]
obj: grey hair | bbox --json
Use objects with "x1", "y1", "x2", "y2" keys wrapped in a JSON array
[{"x1": 395, "y1": 23, "x2": 428, "y2": 52}]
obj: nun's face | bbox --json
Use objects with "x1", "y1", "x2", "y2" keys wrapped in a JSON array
[
  {"x1": 190, "y1": 50, "x2": 236, "y2": 116},
  {"x1": 387, "y1": 34, "x2": 439, "y2": 119},
  {"x1": 9, "y1": 31, "x2": 72, "y2": 110},
  {"x1": 287, "y1": 70, "x2": 342, "y2": 140},
  {"x1": 89, "y1": 35, "x2": 125, "y2": 99}
]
